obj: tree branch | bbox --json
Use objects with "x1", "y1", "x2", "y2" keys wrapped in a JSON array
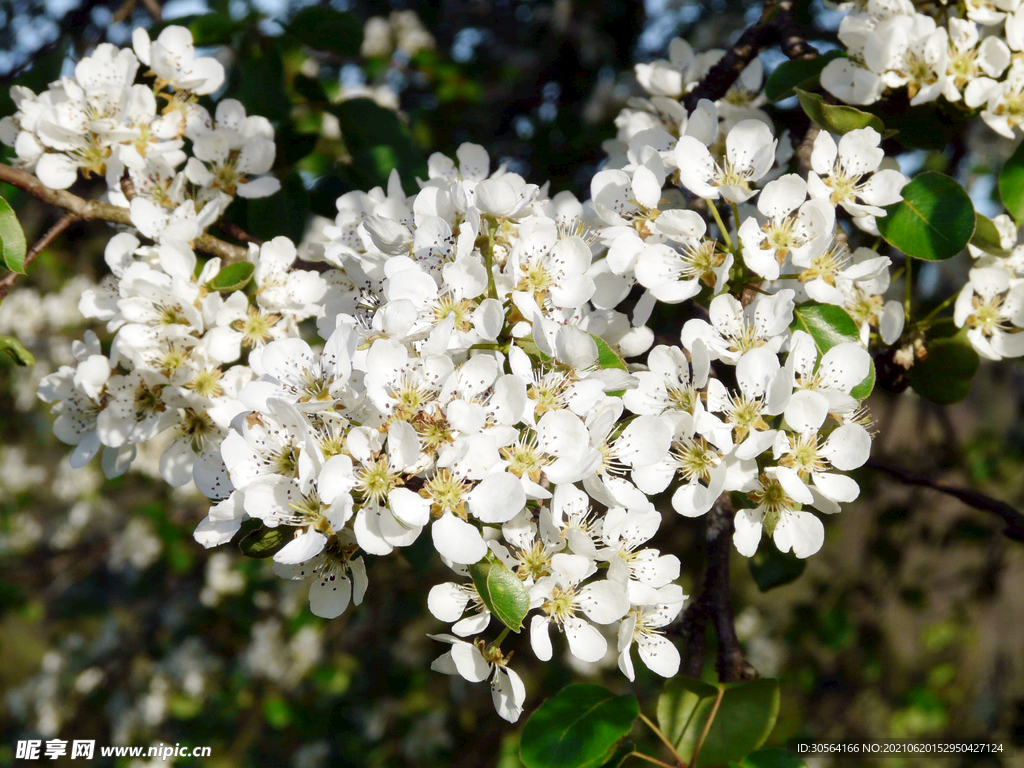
[
  {"x1": 0, "y1": 163, "x2": 248, "y2": 264},
  {"x1": 866, "y1": 457, "x2": 1024, "y2": 543},
  {"x1": 0, "y1": 213, "x2": 78, "y2": 300},
  {"x1": 683, "y1": 0, "x2": 818, "y2": 113},
  {"x1": 674, "y1": 494, "x2": 758, "y2": 682}
]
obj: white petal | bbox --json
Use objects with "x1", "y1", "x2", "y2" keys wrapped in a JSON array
[{"x1": 432, "y1": 512, "x2": 488, "y2": 565}]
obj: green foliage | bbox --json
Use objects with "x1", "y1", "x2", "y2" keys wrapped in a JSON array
[
  {"x1": 657, "y1": 677, "x2": 781, "y2": 768},
  {"x1": 286, "y1": 6, "x2": 363, "y2": 57},
  {"x1": 790, "y1": 303, "x2": 875, "y2": 398},
  {"x1": 239, "y1": 524, "x2": 290, "y2": 558},
  {"x1": 467, "y1": 551, "x2": 530, "y2": 633},
  {"x1": 520, "y1": 684, "x2": 639, "y2": 768},
  {"x1": 764, "y1": 52, "x2": 844, "y2": 102},
  {"x1": 0, "y1": 336, "x2": 35, "y2": 366},
  {"x1": 878, "y1": 172, "x2": 975, "y2": 261},
  {"x1": 909, "y1": 329, "x2": 980, "y2": 405},
  {"x1": 730, "y1": 748, "x2": 808, "y2": 768},
  {"x1": 999, "y1": 137, "x2": 1024, "y2": 223},
  {"x1": 795, "y1": 89, "x2": 887, "y2": 135},
  {"x1": 0, "y1": 196, "x2": 27, "y2": 274},
  {"x1": 592, "y1": 334, "x2": 628, "y2": 371},
  {"x1": 330, "y1": 99, "x2": 428, "y2": 194},
  {"x1": 970, "y1": 214, "x2": 1010, "y2": 256},
  {"x1": 206, "y1": 261, "x2": 255, "y2": 292},
  {"x1": 748, "y1": 546, "x2": 807, "y2": 592}
]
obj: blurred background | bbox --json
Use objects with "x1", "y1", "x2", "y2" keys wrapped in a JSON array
[{"x1": 1, "y1": 0, "x2": 1023, "y2": 766}]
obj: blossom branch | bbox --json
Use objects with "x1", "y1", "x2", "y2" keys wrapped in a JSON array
[
  {"x1": 683, "y1": 0, "x2": 817, "y2": 113},
  {"x1": 675, "y1": 494, "x2": 758, "y2": 682},
  {"x1": 866, "y1": 458, "x2": 1024, "y2": 542},
  {"x1": 0, "y1": 163, "x2": 249, "y2": 264}
]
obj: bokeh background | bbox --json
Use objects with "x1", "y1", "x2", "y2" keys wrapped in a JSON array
[{"x1": 1, "y1": 0, "x2": 1023, "y2": 766}]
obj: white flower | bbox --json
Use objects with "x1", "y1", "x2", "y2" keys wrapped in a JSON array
[
  {"x1": 675, "y1": 119, "x2": 777, "y2": 203},
  {"x1": 132, "y1": 26, "x2": 225, "y2": 95},
  {"x1": 617, "y1": 584, "x2": 685, "y2": 680},
  {"x1": 807, "y1": 129, "x2": 907, "y2": 218},
  {"x1": 429, "y1": 634, "x2": 527, "y2": 722},
  {"x1": 681, "y1": 290, "x2": 795, "y2": 365},
  {"x1": 733, "y1": 470, "x2": 825, "y2": 558},
  {"x1": 954, "y1": 267, "x2": 1024, "y2": 359}
]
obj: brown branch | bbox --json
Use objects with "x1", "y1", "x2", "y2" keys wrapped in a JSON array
[
  {"x1": 674, "y1": 494, "x2": 758, "y2": 682},
  {"x1": 0, "y1": 163, "x2": 248, "y2": 264},
  {"x1": 0, "y1": 212, "x2": 78, "y2": 300},
  {"x1": 866, "y1": 458, "x2": 1024, "y2": 543},
  {"x1": 139, "y1": 0, "x2": 163, "y2": 23},
  {"x1": 683, "y1": 0, "x2": 819, "y2": 113},
  {"x1": 220, "y1": 222, "x2": 264, "y2": 247}
]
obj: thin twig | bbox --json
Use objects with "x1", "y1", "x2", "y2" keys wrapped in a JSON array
[
  {"x1": 628, "y1": 752, "x2": 679, "y2": 768},
  {"x1": 688, "y1": 685, "x2": 725, "y2": 768},
  {"x1": 220, "y1": 222, "x2": 264, "y2": 246},
  {"x1": 0, "y1": 212, "x2": 78, "y2": 299},
  {"x1": 139, "y1": 0, "x2": 163, "y2": 22},
  {"x1": 638, "y1": 713, "x2": 687, "y2": 768},
  {"x1": 866, "y1": 458, "x2": 1024, "y2": 542},
  {"x1": 0, "y1": 163, "x2": 248, "y2": 263}
]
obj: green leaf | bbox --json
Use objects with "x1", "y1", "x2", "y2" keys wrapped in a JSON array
[
  {"x1": 658, "y1": 677, "x2": 781, "y2": 768},
  {"x1": 877, "y1": 172, "x2": 975, "y2": 261},
  {"x1": 287, "y1": 6, "x2": 363, "y2": 57},
  {"x1": 232, "y1": 38, "x2": 290, "y2": 125},
  {"x1": 239, "y1": 525, "x2": 290, "y2": 558},
  {"x1": 731, "y1": 748, "x2": 808, "y2": 768},
  {"x1": 795, "y1": 89, "x2": 889, "y2": 136},
  {"x1": 330, "y1": 98, "x2": 428, "y2": 194},
  {"x1": 748, "y1": 546, "x2": 807, "y2": 591},
  {"x1": 790, "y1": 303, "x2": 875, "y2": 398},
  {"x1": 1000, "y1": 137, "x2": 1024, "y2": 223},
  {"x1": 520, "y1": 684, "x2": 639, "y2": 768},
  {"x1": 908, "y1": 329, "x2": 980, "y2": 405},
  {"x1": 600, "y1": 742, "x2": 635, "y2": 768},
  {"x1": 206, "y1": 261, "x2": 255, "y2": 292},
  {"x1": 970, "y1": 213, "x2": 1011, "y2": 256},
  {"x1": 0, "y1": 196, "x2": 28, "y2": 274},
  {"x1": 764, "y1": 51, "x2": 844, "y2": 102},
  {"x1": 0, "y1": 336, "x2": 35, "y2": 366},
  {"x1": 468, "y1": 551, "x2": 530, "y2": 632},
  {"x1": 657, "y1": 676, "x2": 720, "y2": 747},
  {"x1": 592, "y1": 334, "x2": 628, "y2": 370}
]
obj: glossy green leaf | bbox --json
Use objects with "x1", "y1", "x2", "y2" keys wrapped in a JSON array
[
  {"x1": 287, "y1": 6, "x2": 363, "y2": 57},
  {"x1": 658, "y1": 677, "x2": 781, "y2": 768},
  {"x1": 748, "y1": 546, "x2": 807, "y2": 591},
  {"x1": 790, "y1": 303, "x2": 875, "y2": 398},
  {"x1": 239, "y1": 525, "x2": 290, "y2": 558},
  {"x1": 795, "y1": 89, "x2": 888, "y2": 136},
  {"x1": 233, "y1": 39, "x2": 290, "y2": 125},
  {"x1": 600, "y1": 741, "x2": 635, "y2": 768},
  {"x1": 908, "y1": 329, "x2": 979, "y2": 405},
  {"x1": 999, "y1": 137, "x2": 1024, "y2": 223},
  {"x1": 592, "y1": 334, "x2": 628, "y2": 371},
  {"x1": 0, "y1": 336, "x2": 35, "y2": 366},
  {"x1": 0, "y1": 196, "x2": 28, "y2": 274},
  {"x1": 731, "y1": 749, "x2": 808, "y2": 768},
  {"x1": 206, "y1": 261, "x2": 255, "y2": 292},
  {"x1": 520, "y1": 684, "x2": 639, "y2": 768},
  {"x1": 468, "y1": 551, "x2": 530, "y2": 632},
  {"x1": 877, "y1": 172, "x2": 975, "y2": 261},
  {"x1": 765, "y1": 51, "x2": 844, "y2": 102},
  {"x1": 330, "y1": 98, "x2": 428, "y2": 194}
]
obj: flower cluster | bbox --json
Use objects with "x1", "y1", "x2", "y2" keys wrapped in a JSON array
[
  {"x1": 0, "y1": 26, "x2": 279, "y2": 242},
  {"x1": 14, "y1": 26, "x2": 910, "y2": 723},
  {"x1": 820, "y1": 0, "x2": 1024, "y2": 138},
  {"x1": 954, "y1": 213, "x2": 1024, "y2": 359}
]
